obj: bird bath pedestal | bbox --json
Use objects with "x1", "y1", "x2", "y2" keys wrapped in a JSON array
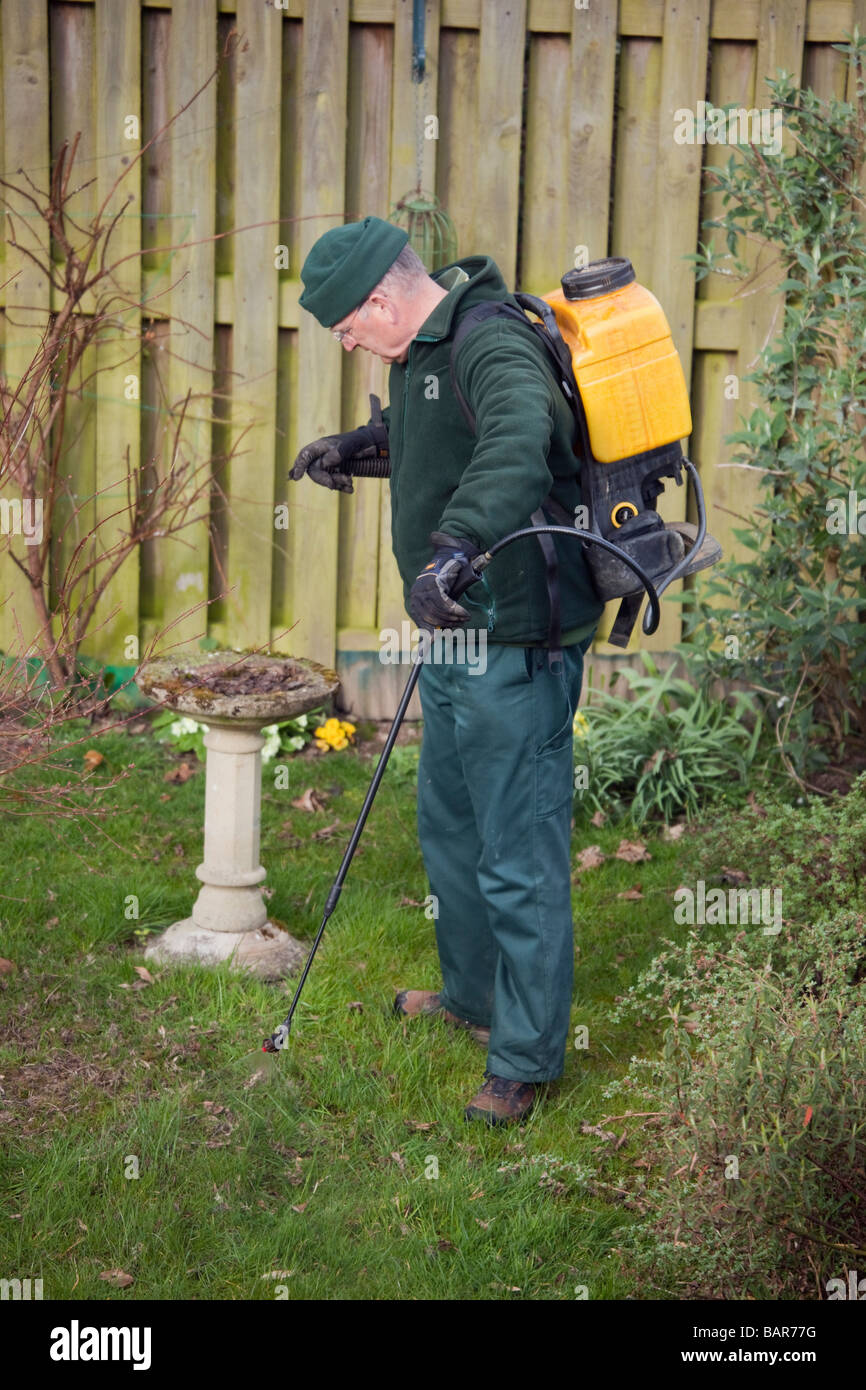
[{"x1": 136, "y1": 649, "x2": 339, "y2": 981}]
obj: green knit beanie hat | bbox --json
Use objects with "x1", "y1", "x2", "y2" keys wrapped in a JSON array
[{"x1": 299, "y1": 216, "x2": 410, "y2": 327}]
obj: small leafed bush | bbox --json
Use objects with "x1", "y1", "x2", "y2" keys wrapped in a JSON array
[{"x1": 602, "y1": 773, "x2": 866, "y2": 1299}]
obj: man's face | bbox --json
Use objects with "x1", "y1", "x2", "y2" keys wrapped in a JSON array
[{"x1": 332, "y1": 292, "x2": 415, "y2": 365}]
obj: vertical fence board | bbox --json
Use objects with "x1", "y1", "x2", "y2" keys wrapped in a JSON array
[
  {"x1": 521, "y1": 35, "x2": 569, "y2": 291},
  {"x1": 292, "y1": 0, "x2": 349, "y2": 666},
  {"x1": 49, "y1": 2, "x2": 96, "y2": 613},
  {"x1": 341, "y1": 21, "x2": 391, "y2": 637},
  {"x1": 271, "y1": 17, "x2": 302, "y2": 648},
  {"x1": 437, "y1": 28, "x2": 480, "y2": 255},
  {"x1": 225, "y1": 0, "x2": 282, "y2": 651},
  {"x1": 0, "y1": 1, "x2": 858, "y2": 711},
  {"x1": 567, "y1": 0, "x2": 618, "y2": 265},
  {"x1": 156, "y1": 0, "x2": 216, "y2": 654},
  {"x1": 474, "y1": 0, "x2": 526, "y2": 282},
  {"x1": 0, "y1": 0, "x2": 50, "y2": 661},
  {"x1": 92, "y1": 0, "x2": 141, "y2": 666}
]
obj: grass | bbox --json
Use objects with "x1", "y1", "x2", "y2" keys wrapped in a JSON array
[{"x1": 0, "y1": 714, "x2": 705, "y2": 1301}]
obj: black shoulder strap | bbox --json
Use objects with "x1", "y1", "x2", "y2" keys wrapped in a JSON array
[{"x1": 449, "y1": 302, "x2": 532, "y2": 432}]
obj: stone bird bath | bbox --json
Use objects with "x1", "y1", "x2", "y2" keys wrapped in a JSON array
[{"x1": 135, "y1": 649, "x2": 339, "y2": 981}]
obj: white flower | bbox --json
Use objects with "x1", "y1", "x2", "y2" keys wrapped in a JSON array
[
  {"x1": 170, "y1": 716, "x2": 205, "y2": 738},
  {"x1": 260, "y1": 724, "x2": 281, "y2": 764}
]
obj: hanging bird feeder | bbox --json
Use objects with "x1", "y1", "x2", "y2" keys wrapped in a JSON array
[{"x1": 389, "y1": 0, "x2": 458, "y2": 272}]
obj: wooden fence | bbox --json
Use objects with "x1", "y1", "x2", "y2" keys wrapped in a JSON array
[{"x1": 0, "y1": 0, "x2": 863, "y2": 715}]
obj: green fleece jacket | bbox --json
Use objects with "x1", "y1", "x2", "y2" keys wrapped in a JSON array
[{"x1": 383, "y1": 255, "x2": 605, "y2": 646}]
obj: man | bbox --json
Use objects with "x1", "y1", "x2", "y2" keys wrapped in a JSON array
[{"x1": 292, "y1": 215, "x2": 604, "y2": 1125}]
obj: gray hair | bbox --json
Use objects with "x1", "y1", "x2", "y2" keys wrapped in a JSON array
[{"x1": 373, "y1": 242, "x2": 431, "y2": 298}]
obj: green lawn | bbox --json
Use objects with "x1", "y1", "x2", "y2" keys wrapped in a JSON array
[{"x1": 0, "y1": 715, "x2": 699, "y2": 1301}]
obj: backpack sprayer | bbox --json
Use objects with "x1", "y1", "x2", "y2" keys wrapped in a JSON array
[{"x1": 262, "y1": 257, "x2": 721, "y2": 1053}]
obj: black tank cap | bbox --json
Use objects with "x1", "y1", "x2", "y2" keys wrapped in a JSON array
[{"x1": 561, "y1": 258, "x2": 635, "y2": 300}]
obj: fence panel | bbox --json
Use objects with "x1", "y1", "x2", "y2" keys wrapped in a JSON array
[{"x1": 0, "y1": 0, "x2": 857, "y2": 712}]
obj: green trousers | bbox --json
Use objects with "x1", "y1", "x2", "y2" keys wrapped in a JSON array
[{"x1": 416, "y1": 633, "x2": 594, "y2": 1082}]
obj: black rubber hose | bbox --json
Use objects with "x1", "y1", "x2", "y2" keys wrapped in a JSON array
[
  {"x1": 346, "y1": 455, "x2": 391, "y2": 478},
  {"x1": 471, "y1": 524, "x2": 662, "y2": 635}
]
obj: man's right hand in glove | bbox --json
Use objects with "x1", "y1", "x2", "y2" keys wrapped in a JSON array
[
  {"x1": 408, "y1": 532, "x2": 484, "y2": 629},
  {"x1": 290, "y1": 423, "x2": 388, "y2": 494}
]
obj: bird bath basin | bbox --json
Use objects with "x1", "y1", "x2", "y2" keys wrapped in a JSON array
[{"x1": 135, "y1": 648, "x2": 339, "y2": 981}]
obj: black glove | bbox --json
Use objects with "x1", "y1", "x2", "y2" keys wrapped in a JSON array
[
  {"x1": 289, "y1": 422, "x2": 388, "y2": 494},
  {"x1": 408, "y1": 532, "x2": 484, "y2": 629}
]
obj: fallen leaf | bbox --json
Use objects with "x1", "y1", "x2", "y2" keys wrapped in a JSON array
[
  {"x1": 803, "y1": 1106, "x2": 813, "y2": 1128},
  {"x1": 721, "y1": 865, "x2": 747, "y2": 885},
  {"x1": 347, "y1": 1001, "x2": 364, "y2": 1013},
  {"x1": 99, "y1": 1269, "x2": 133, "y2": 1288},
  {"x1": 390, "y1": 1151, "x2": 406, "y2": 1170},
  {"x1": 159, "y1": 793, "x2": 171, "y2": 802},
  {"x1": 261, "y1": 1270, "x2": 295, "y2": 1279},
  {"x1": 405, "y1": 1120, "x2": 437, "y2": 1132},
  {"x1": 398, "y1": 896, "x2": 425, "y2": 907},
  {"x1": 590, "y1": 810, "x2": 607, "y2": 827},
  {"x1": 615, "y1": 839, "x2": 652, "y2": 863},
  {"x1": 291, "y1": 787, "x2": 326, "y2": 813},
  {"x1": 133, "y1": 966, "x2": 154, "y2": 984},
  {"x1": 576, "y1": 845, "x2": 605, "y2": 870},
  {"x1": 0, "y1": 959, "x2": 16, "y2": 975},
  {"x1": 663, "y1": 823, "x2": 686, "y2": 841},
  {"x1": 291, "y1": 1203, "x2": 307, "y2": 1214},
  {"x1": 164, "y1": 761, "x2": 195, "y2": 784},
  {"x1": 437, "y1": 1238, "x2": 456, "y2": 1252},
  {"x1": 45, "y1": 917, "x2": 59, "y2": 930},
  {"x1": 83, "y1": 749, "x2": 104, "y2": 770},
  {"x1": 310, "y1": 820, "x2": 340, "y2": 841},
  {"x1": 580, "y1": 1122, "x2": 617, "y2": 1142},
  {"x1": 618, "y1": 886, "x2": 644, "y2": 900}
]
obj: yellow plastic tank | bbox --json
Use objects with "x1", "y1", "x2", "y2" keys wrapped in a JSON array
[{"x1": 543, "y1": 258, "x2": 692, "y2": 463}]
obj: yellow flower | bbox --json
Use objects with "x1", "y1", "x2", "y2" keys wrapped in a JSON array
[
  {"x1": 573, "y1": 711, "x2": 590, "y2": 738},
  {"x1": 314, "y1": 725, "x2": 327, "y2": 739},
  {"x1": 333, "y1": 737, "x2": 348, "y2": 750},
  {"x1": 314, "y1": 738, "x2": 330, "y2": 752},
  {"x1": 340, "y1": 721, "x2": 356, "y2": 736}
]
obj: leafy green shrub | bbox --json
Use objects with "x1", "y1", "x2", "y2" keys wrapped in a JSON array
[
  {"x1": 602, "y1": 772, "x2": 866, "y2": 1298},
  {"x1": 680, "y1": 35, "x2": 866, "y2": 785},
  {"x1": 573, "y1": 654, "x2": 767, "y2": 827}
]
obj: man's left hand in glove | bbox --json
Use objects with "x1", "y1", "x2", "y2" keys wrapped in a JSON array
[{"x1": 408, "y1": 531, "x2": 484, "y2": 629}]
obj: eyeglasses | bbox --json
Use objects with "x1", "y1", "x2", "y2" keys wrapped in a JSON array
[{"x1": 332, "y1": 299, "x2": 368, "y2": 344}]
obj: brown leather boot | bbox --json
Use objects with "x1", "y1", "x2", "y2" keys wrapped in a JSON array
[
  {"x1": 464, "y1": 1070, "x2": 540, "y2": 1126},
  {"x1": 393, "y1": 989, "x2": 491, "y2": 1047}
]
